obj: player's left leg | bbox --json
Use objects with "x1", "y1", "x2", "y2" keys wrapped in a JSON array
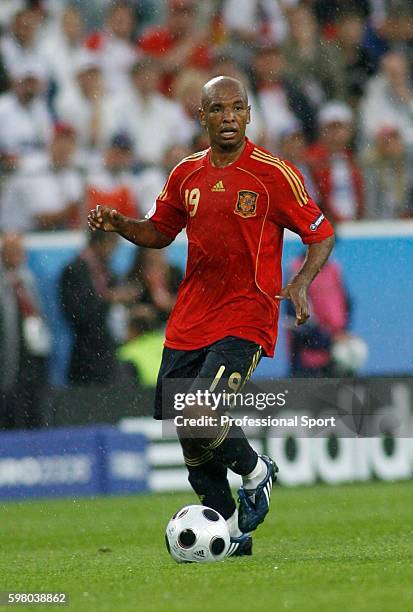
[
  {"x1": 184, "y1": 448, "x2": 253, "y2": 557},
  {"x1": 177, "y1": 421, "x2": 248, "y2": 553},
  {"x1": 184, "y1": 336, "x2": 279, "y2": 535}
]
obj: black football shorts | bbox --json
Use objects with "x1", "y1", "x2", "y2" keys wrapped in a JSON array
[{"x1": 153, "y1": 336, "x2": 263, "y2": 420}]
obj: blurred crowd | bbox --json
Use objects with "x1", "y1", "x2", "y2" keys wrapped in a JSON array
[
  {"x1": 0, "y1": 228, "x2": 182, "y2": 428},
  {"x1": 0, "y1": 0, "x2": 413, "y2": 229}
]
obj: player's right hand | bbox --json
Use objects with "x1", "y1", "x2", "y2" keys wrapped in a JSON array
[{"x1": 87, "y1": 205, "x2": 122, "y2": 232}]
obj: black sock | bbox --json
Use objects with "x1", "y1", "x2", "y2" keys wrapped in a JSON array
[
  {"x1": 186, "y1": 459, "x2": 236, "y2": 520},
  {"x1": 209, "y1": 423, "x2": 258, "y2": 476}
]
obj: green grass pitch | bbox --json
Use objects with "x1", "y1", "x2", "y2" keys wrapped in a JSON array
[{"x1": 0, "y1": 481, "x2": 412, "y2": 612}]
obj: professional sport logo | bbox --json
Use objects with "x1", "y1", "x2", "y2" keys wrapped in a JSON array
[{"x1": 234, "y1": 190, "x2": 258, "y2": 218}]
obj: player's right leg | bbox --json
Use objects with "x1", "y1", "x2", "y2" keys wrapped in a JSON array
[
  {"x1": 237, "y1": 454, "x2": 278, "y2": 533},
  {"x1": 192, "y1": 337, "x2": 278, "y2": 534}
]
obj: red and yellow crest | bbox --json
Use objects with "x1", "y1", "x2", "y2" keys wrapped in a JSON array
[{"x1": 234, "y1": 190, "x2": 258, "y2": 218}]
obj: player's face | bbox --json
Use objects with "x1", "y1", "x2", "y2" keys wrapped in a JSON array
[{"x1": 200, "y1": 86, "x2": 250, "y2": 151}]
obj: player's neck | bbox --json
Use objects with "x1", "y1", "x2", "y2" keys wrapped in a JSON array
[{"x1": 209, "y1": 140, "x2": 246, "y2": 168}]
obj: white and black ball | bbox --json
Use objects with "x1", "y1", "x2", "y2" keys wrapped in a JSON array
[{"x1": 165, "y1": 504, "x2": 230, "y2": 563}]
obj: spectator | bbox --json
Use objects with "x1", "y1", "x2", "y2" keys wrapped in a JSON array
[
  {"x1": 116, "y1": 217, "x2": 183, "y2": 386},
  {"x1": 278, "y1": 122, "x2": 318, "y2": 201},
  {"x1": 328, "y1": 10, "x2": 376, "y2": 105},
  {"x1": 172, "y1": 68, "x2": 210, "y2": 144},
  {"x1": 0, "y1": 267, "x2": 15, "y2": 426},
  {"x1": 252, "y1": 45, "x2": 317, "y2": 150},
  {"x1": 85, "y1": 1, "x2": 138, "y2": 92},
  {"x1": 59, "y1": 231, "x2": 135, "y2": 385},
  {"x1": 283, "y1": 5, "x2": 345, "y2": 105},
  {"x1": 0, "y1": 59, "x2": 52, "y2": 172},
  {"x1": 139, "y1": 0, "x2": 212, "y2": 94},
  {"x1": 191, "y1": 130, "x2": 210, "y2": 152},
  {"x1": 0, "y1": 50, "x2": 10, "y2": 95},
  {"x1": 0, "y1": 8, "x2": 46, "y2": 78},
  {"x1": 130, "y1": 142, "x2": 193, "y2": 217},
  {"x1": 372, "y1": 0, "x2": 413, "y2": 49},
  {"x1": 55, "y1": 50, "x2": 115, "y2": 165},
  {"x1": 86, "y1": 133, "x2": 140, "y2": 220},
  {"x1": 360, "y1": 51, "x2": 413, "y2": 149},
  {"x1": 126, "y1": 142, "x2": 193, "y2": 219},
  {"x1": 221, "y1": 0, "x2": 290, "y2": 67},
  {"x1": 125, "y1": 247, "x2": 182, "y2": 327},
  {"x1": 164, "y1": 142, "x2": 193, "y2": 170},
  {"x1": 39, "y1": 5, "x2": 86, "y2": 92},
  {"x1": 116, "y1": 309, "x2": 166, "y2": 387},
  {"x1": 0, "y1": 1, "x2": 26, "y2": 31},
  {"x1": 1, "y1": 123, "x2": 83, "y2": 232},
  {"x1": 307, "y1": 102, "x2": 364, "y2": 222},
  {"x1": 60, "y1": 0, "x2": 148, "y2": 32},
  {"x1": 313, "y1": 0, "x2": 370, "y2": 30},
  {"x1": 0, "y1": 233, "x2": 51, "y2": 428},
  {"x1": 361, "y1": 125, "x2": 413, "y2": 219},
  {"x1": 104, "y1": 57, "x2": 190, "y2": 166},
  {"x1": 286, "y1": 252, "x2": 350, "y2": 377},
  {"x1": 86, "y1": 137, "x2": 188, "y2": 223}
]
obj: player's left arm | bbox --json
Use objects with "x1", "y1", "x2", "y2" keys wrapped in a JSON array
[
  {"x1": 272, "y1": 161, "x2": 335, "y2": 325},
  {"x1": 276, "y1": 235, "x2": 335, "y2": 326}
]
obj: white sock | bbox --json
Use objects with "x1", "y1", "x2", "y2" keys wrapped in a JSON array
[
  {"x1": 226, "y1": 508, "x2": 242, "y2": 538},
  {"x1": 242, "y1": 456, "x2": 267, "y2": 491}
]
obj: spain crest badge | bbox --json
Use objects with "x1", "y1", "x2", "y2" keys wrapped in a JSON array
[{"x1": 234, "y1": 190, "x2": 258, "y2": 218}]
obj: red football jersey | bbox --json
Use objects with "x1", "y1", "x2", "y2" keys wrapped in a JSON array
[{"x1": 148, "y1": 138, "x2": 334, "y2": 357}]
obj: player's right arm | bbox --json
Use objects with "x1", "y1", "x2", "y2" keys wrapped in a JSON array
[
  {"x1": 88, "y1": 206, "x2": 173, "y2": 249},
  {"x1": 88, "y1": 163, "x2": 188, "y2": 249}
]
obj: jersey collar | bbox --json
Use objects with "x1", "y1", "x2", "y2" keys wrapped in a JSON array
[{"x1": 206, "y1": 137, "x2": 253, "y2": 170}]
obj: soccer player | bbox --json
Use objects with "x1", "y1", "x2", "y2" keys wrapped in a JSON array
[{"x1": 88, "y1": 76, "x2": 335, "y2": 556}]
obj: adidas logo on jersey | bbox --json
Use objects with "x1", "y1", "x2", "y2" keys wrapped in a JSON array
[{"x1": 211, "y1": 180, "x2": 225, "y2": 192}]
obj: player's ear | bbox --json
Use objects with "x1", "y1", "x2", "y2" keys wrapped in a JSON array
[
  {"x1": 246, "y1": 105, "x2": 251, "y2": 125},
  {"x1": 199, "y1": 106, "x2": 206, "y2": 129}
]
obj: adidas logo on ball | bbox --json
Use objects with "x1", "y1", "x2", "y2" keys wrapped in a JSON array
[{"x1": 193, "y1": 550, "x2": 205, "y2": 558}]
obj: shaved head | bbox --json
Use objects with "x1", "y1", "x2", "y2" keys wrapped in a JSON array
[
  {"x1": 201, "y1": 76, "x2": 248, "y2": 109},
  {"x1": 199, "y1": 75, "x2": 250, "y2": 157}
]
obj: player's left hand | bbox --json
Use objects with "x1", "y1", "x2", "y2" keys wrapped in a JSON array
[{"x1": 276, "y1": 281, "x2": 310, "y2": 326}]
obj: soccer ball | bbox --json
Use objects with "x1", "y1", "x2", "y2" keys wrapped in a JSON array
[{"x1": 165, "y1": 504, "x2": 230, "y2": 563}]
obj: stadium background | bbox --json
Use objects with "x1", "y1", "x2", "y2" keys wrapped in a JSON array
[
  {"x1": 0, "y1": 3, "x2": 412, "y2": 611},
  {"x1": 0, "y1": 1, "x2": 412, "y2": 501}
]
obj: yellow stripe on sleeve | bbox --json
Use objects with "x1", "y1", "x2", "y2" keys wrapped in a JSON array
[
  {"x1": 252, "y1": 149, "x2": 308, "y2": 203},
  {"x1": 251, "y1": 149, "x2": 308, "y2": 206}
]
